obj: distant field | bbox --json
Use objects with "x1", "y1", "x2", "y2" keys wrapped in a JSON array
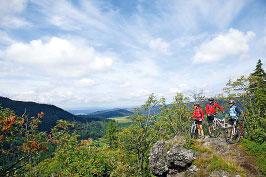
[{"x1": 108, "y1": 116, "x2": 132, "y2": 123}]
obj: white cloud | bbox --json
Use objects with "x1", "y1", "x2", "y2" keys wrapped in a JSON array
[
  {"x1": 193, "y1": 29, "x2": 255, "y2": 63},
  {"x1": 169, "y1": 87, "x2": 181, "y2": 93},
  {"x1": 0, "y1": 0, "x2": 264, "y2": 109},
  {"x1": 130, "y1": 89, "x2": 151, "y2": 98},
  {"x1": 0, "y1": 0, "x2": 30, "y2": 28},
  {"x1": 120, "y1": 82, "x2": 131, "y2": 88},
  {"x1": 76, "y1": 78, "x2": 96, "y2": 87},
  {"x1": 149, "y1": 38, "x2": 170, "y2": 55},
  {"x1": 3, "y1": 37, "x2": 114, "y2": 77}
]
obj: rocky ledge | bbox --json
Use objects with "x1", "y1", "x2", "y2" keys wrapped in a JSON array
[{"x1": 149, "y1": 137, "x2": 196, "y2": 177}]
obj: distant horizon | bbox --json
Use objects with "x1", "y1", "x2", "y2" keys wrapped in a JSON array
[{"x1": 0, "y1": 0, "x2": 265, "y2": 108}]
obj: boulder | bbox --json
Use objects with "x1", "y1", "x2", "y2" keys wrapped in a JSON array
[{"x1": 149, "y1": 137, "x2": 196, "y2": 177}]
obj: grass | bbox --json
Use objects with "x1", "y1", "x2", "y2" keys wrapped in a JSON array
[
  {"x1": 207, "y1": 155, "x2": 245, "y2": 174},
  {"x1": 192, "y1": 141, "x2": 246, "y2": 176},
  {"x1": 241, "y1": 139, "x2": 266, "y2": 175},
  {"x1": 194, "y1": 154, "x2": 245, "y2": 176},
  {"x1": 191, "y1": 141, "x2": 212, "y2": 153}
]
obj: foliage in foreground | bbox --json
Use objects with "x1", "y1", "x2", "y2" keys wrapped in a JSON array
[{"x1": 241, "y1": 139, "x2": 266, "y2": 175}]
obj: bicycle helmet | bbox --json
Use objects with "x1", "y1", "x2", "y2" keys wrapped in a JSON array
[
  {"x1": 194, "y1": 102, "x2": 200, "y2": 107},
  {"x1": 208, "y1": 98, "x2": 214, "y2": 101},
  {"x1": 229, "y1": 100, "x2": 235, "y2": 104}
]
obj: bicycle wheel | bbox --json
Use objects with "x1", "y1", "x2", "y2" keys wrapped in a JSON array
[
  {"x1": 209, "y1": 123, "x2": 221, "y2": 138},
  {"x1": 190, "y1": 125, "x2": 197, "y2": 139}
]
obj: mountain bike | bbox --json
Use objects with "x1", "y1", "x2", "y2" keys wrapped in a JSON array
[
  {"x1": 208, "y1": 115, "x2": 226, "y2": 138},
  {"x1": 190, "y1": 120, "x2": 198, "y2": 138},
  {"x1": 225, "y1": 119, "x2": 241, "y2": 144}
]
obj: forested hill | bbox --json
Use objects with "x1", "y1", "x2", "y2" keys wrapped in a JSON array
[
  {"x1": 80, "y1": 108, "x2": 133, "y2": 119},
  {"x1": 0, "y1": 97, "x2": 133, "y2": 131},
  {"x1": 0, "y1": 96, "x2": 78, "y2": 131}
]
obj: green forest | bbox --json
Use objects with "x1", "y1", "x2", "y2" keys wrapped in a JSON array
[{"x1": 0, "y1": 60, "x2": 265, "y2": 177}]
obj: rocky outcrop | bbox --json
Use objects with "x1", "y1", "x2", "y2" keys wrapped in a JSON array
[{"x1": 149, "y1": 136, "x2": 196, "y2": 177}]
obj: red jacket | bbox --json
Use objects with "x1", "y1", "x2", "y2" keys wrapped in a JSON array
[
  {"x1": 205, "y1": 102, "x2": 224, "y2": 115},
  {"x1": 192, "y1": 107, "x2": 204, "y2": 120}
]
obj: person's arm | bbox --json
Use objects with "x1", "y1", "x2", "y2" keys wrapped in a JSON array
[
  {"x1": 215, "y1": 102, "x2": 224, "y2": 112},
  {"x1": 201, "y1": 109, "x2": 204, "y2": 120},
  {"x1": 206, "y1": 105, "x2": 210, "y2": 115}
]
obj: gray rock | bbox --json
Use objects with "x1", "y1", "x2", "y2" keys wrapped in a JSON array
[
  {"x1": 166, "y1": 145, "x2": 195, "y2": 168},
  {"x1": 187, "y1": 165, "x2": 198, "y2": 173},
  {"x1": 149, "y1": 137, "x2": 196, "y2": 177},
  {"x1": 149, "y1": 141, "x2": 169, "y2": 176}
]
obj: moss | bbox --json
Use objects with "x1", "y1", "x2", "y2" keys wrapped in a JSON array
[
  {"x1": 191, "y1": 141, "x2": 212, "y2": 153},
  {"x1": 207, "y1": 155, "x2": 245, "y2": 174},
  {"x1": 194, "y1": 154, "x2": 245, "y2": 176}
]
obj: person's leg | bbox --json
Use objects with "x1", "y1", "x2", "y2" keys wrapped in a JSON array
[
  {"x1": 199, "y1": 124, "x2": 204, "y2": 136},
  {"x1": 232, "y1": 119, "x2": 237, "y2": 135},
  {"x1": 208, "y1": 116, "x2": 214, "y2": 134},
  {"x1": 207, "y1": 116, "x2": 211, "y2": 133},
  {"x1": 197, "y1": 123, "x2": 201, "y2": 136},
  {"x1": 228, "y1": 119, "x2": 233, "y2": 139}
]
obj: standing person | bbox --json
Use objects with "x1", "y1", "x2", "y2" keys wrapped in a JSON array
[
  {"x1": 228, "y1": 100, "x2": 241, "y2": 136},
  {"x1": 192, "y1": 103, "x2": 205, "y2": 138},
  {"x1": 205, "y1": 98, "x2": 224, "y2": 135}
]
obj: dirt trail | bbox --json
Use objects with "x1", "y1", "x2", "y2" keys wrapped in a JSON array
[{"x1": 198, "y1": 136, "x2": 261, "y2": 177}]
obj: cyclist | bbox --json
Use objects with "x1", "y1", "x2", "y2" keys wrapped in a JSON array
[
  {"x1": 228, "y1": 100, "x2": 241, "y2": 137},
  {"x1": 192, "y1": 103, "x2": 205, "y2": 138},
  {"x1": 205, "y1": 98, "x2": 224, "y2": 135}
]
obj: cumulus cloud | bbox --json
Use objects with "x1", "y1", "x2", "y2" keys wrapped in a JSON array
[
  {"x1": 3, "y1": 37, "x2": 114, "y2": 77},
  {"x1": 0, "y1": 0, "x2": 264, "y2": 109},
  {"x1": 193, "y1": 29, "x2": 255, "y2": 63},
  {"x1": 0, "y1": 0, "x2": 30, "y2": 28}
]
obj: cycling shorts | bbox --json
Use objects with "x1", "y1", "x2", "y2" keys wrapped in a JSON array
[
  {"x1": 229, "y1": 117, "x2": 238, "y2": 126},
  {"x1": 194, "y1": 120, "x2": 203, "y2": 125},
  {"x1": 207, "y1": 115, "x2": 215, "y2": 125}
]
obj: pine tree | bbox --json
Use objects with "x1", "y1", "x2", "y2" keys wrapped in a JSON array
[
  {"x1": 249, "y1": 59, "x2": 266, "y2": 90},
  {"x1": 247, "y1": 60, "x2": 266, "y2": 142},
  {"x1": 251, "y1": 59, "x2": 266, "y2": 78}
]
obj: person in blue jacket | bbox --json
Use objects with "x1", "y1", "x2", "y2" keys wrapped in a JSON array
[
  {"x1": 227, "y1": 99, "x2": 242, "y2": 140},
  {"x1": 228, "y1": 99, "x2": 241, "y2": 126}
]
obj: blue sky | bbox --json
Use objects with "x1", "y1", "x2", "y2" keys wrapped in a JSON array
[{"x1": 0, "y1": 0, "x2": 265, "y2": 109}]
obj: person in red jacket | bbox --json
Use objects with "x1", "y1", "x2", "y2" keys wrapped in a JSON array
[
  {"x1": 192, "y1": 103, "x2": 204, "y2": 137},
  {"x1": 205, "y1": 98, "x2": 224, "y2": 134}
]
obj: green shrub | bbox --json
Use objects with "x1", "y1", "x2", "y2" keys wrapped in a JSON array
[{"x1": 241, "y1": 139, "x2": 266, "y2": 175}]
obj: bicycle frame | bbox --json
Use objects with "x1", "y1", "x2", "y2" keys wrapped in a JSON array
[
  {"x1": 212, "y1": 116, "x2": 226, "y2": 129},
  {"x1": 191, "y1": 121, "x2": 197, "y2": 134}
]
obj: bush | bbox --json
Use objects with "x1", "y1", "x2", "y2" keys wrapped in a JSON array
[{"x1": 241, "y1": 139, "x2": 266, "y2": 175}]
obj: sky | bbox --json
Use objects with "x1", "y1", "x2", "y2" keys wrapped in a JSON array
[{"x1": 0, "y1": 0, "x2": 265, "y2": 109}]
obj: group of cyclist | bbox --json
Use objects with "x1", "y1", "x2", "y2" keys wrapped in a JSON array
[{"x1": 192, "y1": 98, "x2": 241, "y2": 138}]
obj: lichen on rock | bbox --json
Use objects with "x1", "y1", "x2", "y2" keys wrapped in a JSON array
[{"x1": 149, "y1": 136, "x2": 196, "y2": 177}]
